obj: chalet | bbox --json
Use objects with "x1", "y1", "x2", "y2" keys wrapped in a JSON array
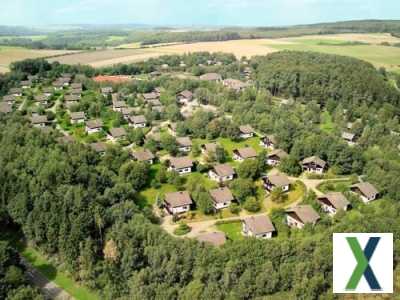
[
  {"x1": 301, "y1": 156, "x2": 327, "y2": 174},
  {"x1": 164, "y1": 191, "x2": 192, "y2": 214},
  {"x1": 142, "y1": 92, "x2": 159, "y2": 101},
  {"x1": 34, "y1": 94, "x2": 49, "y2": 105},
  {"x1": 242, "y1": 215, "x2": 276, "y2": 239},
  {"x1": 0, "y1": 102, "x2": 12, "y2": 114},
  {"x1": 70, "y1": 112, "x2": 85, "y2": 124},
  {"x1": 90, "y1": 142, "x2": 107, "y2": 155},
  {"x1": 129, "y1": 115, "x2": 147, "y2": 128},
  {"x1": 350, "y1": 182, "x2": 379, "y2": 203},
  {"x1": 121, "y1": 107, "x2": 135, "y2": 120},
  {"x1": 112, "y1": 101, "x2": 127, "y2": 112},
  {"x1": 107, "y1": 127, "x2": 127, "y2": 141},
  {"x1": 342, "y1": 132, "x2": 356, "y2": 145},
  {"x1": 200, "y1": 73, "x2": 222, "y2": 82},
  {"x1": 168, "y1": 157, "x2": 193, "y2": 175},
  {"x1": 131, "y1": 149, "x2": 155, "y2": 164},
  {"x1": 262, "y1": 174, "x2": 290, "y2": 192},
  {"x1": 65, "y1": 94, "x2": 79, "y2": 107},
  {"x1": 42, "y1": 87, "x2": 54, "y2": 97},
  {"x1": 197, "y1": 232, "x2": 226, "y2": 246},
  {"x1": 20, "y1": 80, "x2": 31, "y2": 89},
  {"x1": 71, "y1": 83, "x2": 82, "y2": 89},
  {"x1": 101, "y1": 87, "x2": 113, "y2": 96},
  {"x1": 222, "y1": 79, "x2": 249, "y2": 92},
  {"x1": 52, "y1": 81, "x2": 64, "y2": 90},
  {"x1": 317, "y1": 192, "x2": 350, "y2": 216},
  {"x1": 3, "y1": 95, "x2": 15, "y2": 105},
  {"x1": 201, "y1": 142, "x2": 218, "y2": 155},
  {"x1": 85, "y1": 119, "x2": 103, "y2": 134},
  {"x1": 71, "y1": 88, "x2": 82, "y2": 98},
  {"x1": 9, "y1": 88, "x2": 22, "y2": 97},
  {"x1": 286, "y1": 205, "x2": 320, "y2": 229},
  {"x1": 176, "y1": 137, "x2": 192, "y2": 152},
  {"x1": 147, "y1": 99, "x2": 162, "y2": 107},
  {"x1": 154, "y1": 87, "x2": 162, "y2": 96},
  {"x1": 59, "y1": 77, "x2": 71, "y2": 86},
  {"x1": 27, "y1": 75, "x2": 39, "y2": 82},
  {"x1": 233, "y1": 147, "x2": 257, "y2": 161},
  {"x1": 168, "y1": 122, "x2": 177, "y2": 136},
  {"x1": 152, "y1": 105, "x2": 164, "y2": 113},
  {"x1": 267, "y1": 149, "x2": 289, "y2": 166},
  {"x1": 177, "y1": 90, "x2": 194, "y2": 104},
  {"x1": 239, "y1": 125, "x2": 255, "y2": 139},
  {"x1": 260, "y1": 135, "x2": 276, "y2": 149},
  {"x1": 210, "y1": 187, "x2": 234, "y2": 210},
  {"x1": 31, "y1": 115, "x2": 48, "y2": 128},
  {"x1": 209, "y1": 164, "x2": 235, "y2": 183}
]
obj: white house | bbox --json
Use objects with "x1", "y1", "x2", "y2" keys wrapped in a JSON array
[
  {"x1": 164, "y1": 191, "x2": 193, "y2": 215},
  {"x1": 233, "y1": 147, "x2": 257, "y2": 162},
  {"x1": 176, "y1": 137, "x2": 192, "y2": 153},
  {"x1": 209, "y1": 187, "x2": 234, "y2": 210},
  {"x1": 129, "y1": 115, "x2": 147, "y2": 129},
  {"x1": 267, "y1": 149, "x2": 288, "y2": 166},
  {"x1": 168, "y1": 157, "x2": 193, "y2": 175},
  {"x1": 262, "y1": 174, "x2": 290, "y2": 192},
  {"x1": 242, "y1": 215, "x2": 276, "y2": 239},
  {"x1": 239, "y1": 125, "x2": 255, "y2": 139},
  {"x1": 350, "y1": 182, "x2": 379, "y2": 203},
  {"x1": 70, "y1": 112, "x2": 85, "y2": 124},
  {"x1": 317, "y1": 192, "x2": 350, "y2": 216},
  {"x1": 107, "y1": 127, "x2": 127, "y2": 142},
  {"x1": 208, "y1": 164, "x2": 235, "y2": 183},
  {"x1": 131, "y1": 149, "x2": 155, "y2": 164},
  {"x1": 31, "y1": 115, "x2": 48, "y2": 128},
  {"x1": 112, "y1": 101, "x2": 127, "y2": 112},
  {"x1": 301, "y1": 156, "x2": 327, "y2": 174},
  {"x1": 260, "y1": 135, "x2": 277, "y2": 149},
  {"x1": 286, "y1": 205, "x2": 320, "y2": 229},
  {"x1": 85, "y1": 119, "x2": 103, "y2": 134}
]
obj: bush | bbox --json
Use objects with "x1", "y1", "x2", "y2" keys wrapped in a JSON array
[
  {"x1": 243, "y1": 197, "x2": 261, "y2": 212},
  {"x1": 229, "y1": 203, "x2": 241, "y2": 215},
  {"x1": 173, "y1": 223, "x2": 191, "y2": 236}
]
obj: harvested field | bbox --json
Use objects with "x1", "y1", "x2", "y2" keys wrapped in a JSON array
[{"x1": 286, "y1": 33, "x2": 400, "y2": 44}]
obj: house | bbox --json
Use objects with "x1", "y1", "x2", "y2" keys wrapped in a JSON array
[
  {"x1": 286, "y1": 205, "x2": 320, "y2": 229},
  {"x1": 267, "y1": 149, "x2": 288, "y2": 166},
  {"x1": 317, "y1": 192, "x2": 350, "y2": 216},
  {"x1": 107, "y1": 127, "x2": 127, "y2": 141},
  {"x1": 121, "y1": 107, "x2": 135, "y2": 120},
  {"x1": 262, "y1": 174, "x2": 290, "y2": 192},
  {"x1": 168, "y1": 123, "x2": 177, "y2": 136},
  {"x1": 42, "y1": 87, "x2": 54, "y2": 97},
  {"x1": 260, "y1": 135, "x2": 276, "y2": 149},
  {"x1": 301, "y1": 156, "x2": 327, "y2": 174},
  {"x1": 209, "y1": 164, "x2": 235, "y2": 182},
  {"x1": 200, "y1": 73, "x2": 222, "y2": 82},
  {"x1": 52, "y1": 81, "x2": 64, "y2": 90},
  {"x1": 222, "y1": 79, "x2": 249, "y2": 92},
  {"x1": 85, "y1": 119, "x2": 103, "y2": 134},
  {"x1": 65, "y1": 94, "x2": 79, "y2": 107},
  {"x1": 233, "y1": 147, "x2": 257, "y2": 161},
  {"x1": 242, "y1": 215, "x2": 276, "y2": 239},
  {"x1": 20, "y1": 80, "x2": 31, "y2": 89},
  {"x1": 31, "y1": 115, "x2": 48, "y2": 128},
  {"x1": 197, "y1": 232, "x2": 226, "y2": 246},
  {"x1": 129, "y1": 115, "x2": 147, "y2": 128},
  {"x1": 34, "y1": 94, "x2": 49, "y2": 106},
  {"x1": 147, "y1": 99, "x2": 162, "y2": 107},
  {"x1": 176, "y1": 137, "x2": 192, "y2": 152},
  {"x1": 101, "y1": 87, "x2": 113, "y2": 96},
  {"x1": 71, "y1": 88, "x2": 82, "y2": 98},
  {"x1": 3, "y1": 95, "x2": 15, "y2": 105},
  {"x1": 131, "y1": 149, "x2": 155, "y2": 164},
  {"x1": 210, "y1": 187, "x2": 234, "y2": 210},
  {"x1": 71, "y1": 83, "x2": 82, "y2": 89},
  {"x1": 152, "y1": 105, "x2": 164, "y2": 113},
  {"x1": 70, "y1": 112, "x2": 85, "y2": 124},
  {"x1": 9, "y1": 88, "x2": 22, "y2": 97},
  {"x1": 142, "y1": 92, "x2": 159, "y2": 101},
  {"x1": 201, "y1": 143, "x2": 218, "y2": 155},
  {"x1": 350, "y1": 182, "x2": 379, "y2": 203},
  {"x1": 164, "y1": 191, "x2": 193, "y2": 214},
  {"x1": 0, "y1": 102, "x2": 12, "y2": 114},
  {"x1": 90, "y1": 142, "x2": 108, "y2": 155},
  {"x1": 59, "y1": 77, "x2": 71, "y2": 86},
  {"x1": 177, "y1": 90, "x2": 194, "y2": 104},
  {"x1": 112, "y1": 101, "x2": 127, "y2": 112},
  {"x1": 342, "y1": 132, "x2": 356, "y2": 145},
  {"x1": 239, "y1": 125, "x2": 255, "y2": 139},
  {"x1": 168, "y1": 157, "x2": 193, "y2": 175}
]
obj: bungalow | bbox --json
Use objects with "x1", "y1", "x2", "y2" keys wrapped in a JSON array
[
  {"x1": 350, "y1": 182, "x2": 379, "y2": 203},
  {"x1": 59, "y1": 77, "x2": 71, "y2": 86},
  {"x1": 209, "y1": 164, "x2": 235, "y2": 183},
  {"x1": 201, "y1": 142, "x2": 218, "y2": 155},
  {"x1": 31, "y1": 115, "x2": 48, "y2": 128},
  {"x1": 121, "y1": 107, "x2": 135, "y2": 120},
  {"x1": 267, "y1": 149, "x2": 289, "y2": 166},
  {"x1": 129, "y1": 115, "x2": 147, "y2": 128},
  {"x1": 197, "y1": 232, "x2": 226, "y2": 246},
  {"x1": 90, "y1": 142, "x2": 107, "y2": 155},
  {"x1": 20, "y1": 80, "x2": 31, "y2": 89},
  {"x1": 0, "y1": 102, "x2": 12, "y2": 114},
  {"x1": 242, "y1": 215, "x2": 276, "y2": 239},
  {"x1": 147, "y1": 99, "x2": 162, "y2": 107},
  {"x1": 233, "y1": 147, "x2": 257, "y2": 161},
  {"x1": 260, "y1": 135, "x2": 276, "y2": 149},
  {"x1": 222, "y1": 79, "x2": 249, "y2": 92},
  {"x1": 342, "y1": 132, "x2": 356, "y2": 145},
  {"x1": 164, "y1": 191, "x2": 193, "y2": 214},
  {"x1": 112, "y1": 101, "x2": 127, "y2": 112},
  {"x1": 52, "y1": 81, "x2": 64, "y2": 90},
  {"x1": 70, "y1": 112, "x2": 85, "y2": 124},
  {"x1": 64, "y1": 94, "x2": 79, "y2": 107},
  {"x1": 200, "y1": 73, "x2": 222, "y2": 82},
  {"x1": 142, "y1": 92, "x2": 159, "y2": 101},
  {"x1": 262, "y1": 174, "x2": 290, "y2": 192},
  {"x1": 42, "y1": 87, "x2": 54, "y2": 97},
  {"x1": 210, "y1": 187, "x2": 234, "y2": 210},
  {"x1": 9, "y1": 88, "x2": 22, "y2": 97},
  {"x1": 317, "y1": 192, "x2": 350, "y2": 216},
  {"x1": 101, "y1": 87, "x2": 113, "y2": 96},
  {"x1": 131, "y1": 149, "x2": 155, "y2": 164},
  {"x1": 176, "y1": 137, "x2": 192, "y2": 152},
  {"x1": 286, "y1": 205, "x2": 320, "y2": 229},
  {"x1": 71, "y1": 83, "x2": 82, "y2": 89},
  {"x1": 34, "y1": 94, "x2": 49, "y2": 106},
  {"x1": 177, "y1": 90, "x2": 194, "y2": 104},
  {"x1": 85, "y1": 119, "x2": 103, "y2": 134},
  {"x1": 168, "y1": 156, "x2": 193, "y2": 175},
  {"x1": 239, "y1": 125, "x2": 255, "y2": 139},
  {"x1": 107, "y1": 127, "x2": 127, "y2": 142},
  {"x1": 152, "y1": 105, "x2": 164, "y2": 113},
  {"x1": 301, "y1": 156, "x2": 327, "y2": 174},
  {"x1": 71, "y1": 88, "x2": 82, "y2": 98},
  {"x1": 3, "y1": 95, "x2": 16, "y2": 105}
]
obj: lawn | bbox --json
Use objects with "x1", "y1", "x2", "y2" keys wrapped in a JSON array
[
  {"x1": 316, "y1": 180, "x2": 353, "y2": 194},
  {"x1": 264, "y1": 180, "x2": 306, "y2": 212},
  {"x1": 218, "y1": 137, "x2": 262, "y2": 156},
  {"x1": 320, "y1": 111, "x2": 336, "y2": 133},
  {"x1": 216, "y1": 221, "x2": 243, "y2": 241}
]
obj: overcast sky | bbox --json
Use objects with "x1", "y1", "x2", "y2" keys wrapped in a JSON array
[{"x1": 1, "y1": 0, "x2": 399, "y2": 27}]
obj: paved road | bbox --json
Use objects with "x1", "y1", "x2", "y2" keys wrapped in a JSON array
[{"x1": 21, "y1": 259, "x2": 74, "y2": 300}]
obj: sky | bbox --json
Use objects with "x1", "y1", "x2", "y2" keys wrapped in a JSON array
[{"x1": 0, "y1": 0, "x2": 399, "y2": 27}]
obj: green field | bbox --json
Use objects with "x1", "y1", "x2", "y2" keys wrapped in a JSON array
[{"x1": 216, "y1": 221, "x2": 243, "y2": 241}]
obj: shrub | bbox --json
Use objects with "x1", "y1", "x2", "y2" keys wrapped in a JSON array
[
  {"x1": 243, "y1": 197, "x2": 261, "y2": 212},
  {"x1": 174, "y1": 223, "x2": 191, "y2": 236}
]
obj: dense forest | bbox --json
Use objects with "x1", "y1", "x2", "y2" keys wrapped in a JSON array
[{"x1": 1, "y1": 51, "x2": 400, "y2": 299}]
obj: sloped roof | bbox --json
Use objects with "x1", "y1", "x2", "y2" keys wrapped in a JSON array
[
  {"x1": 70, "y1": 112, "x2": 85, "y2": 120},
  {"x1": 286, "y1": 205, "x2": 320, "y2": 224},
  {"x1": 31, "y1": 115, "x2": 47, "y2": 124},
  {"x1": 90, "y1": 142, "x2": 107, "y2": 153},
  {"x1": 234, "y1": 147, "x2": 257, "y2": 159},
  {"x1": 169, "y1": 156, "x2": 193, "y2": 169},
  {"x1": 177, "y1": 137, "x2": 192, "y2": 147},
  {"x1": 109, "y1": 127, "x2": 127, "y2": 138},
  {"x1": 132, "y1": 149, "x2": 155, "y2": 161},
  {"x1": 210, "y1": 187, "x2": 234, "y2": 204},
  {"x1": 301, "y1": 156, "x2": 326, "y2": 168},
  {"x1": 130, "y1": 115, "x2": 147, "y2": 124},
  {"x1": 239, "y1": 125, "x2": 254, "y2": 134},
  {"x1": 165, "y1": 191, "x2": 193, "y2": 208},
  {"x1": 351, "y1": 182, "x2": 379, "y2": 199},
  {"x1": 266, "y1": 174, "x2": 290, "y2": 187},
  {"x1": 243, "y1": 215, "x2": 275, "y2": 234},
  {"x1": 213, "y1": 164, "x2": 235, "y2": 177},
  {"x1": 318, "y1": 192, "x2": 350, "y2": 210},
  {"x1": 86, "y1": 119, "x2": 103, "y2": 129}
]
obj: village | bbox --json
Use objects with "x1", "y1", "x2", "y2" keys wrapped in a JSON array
[{"x1": 0, "y1": 58, "x2": 381, "y2": 247}]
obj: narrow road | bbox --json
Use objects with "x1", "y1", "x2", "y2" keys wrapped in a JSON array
[{"x1": 21, "y1": 258, "x2": 74, "y2": 300}]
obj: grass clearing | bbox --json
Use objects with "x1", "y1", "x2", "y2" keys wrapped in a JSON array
[
  {"x1": 320, "y1": 111, "x2": 336, "y2": 133},
  {"x1": 216, "y1": 221, "x2": 243, "y2": 241},
  {"x1": 265, "y1": 181, "x2": 306, "y2": 212}
]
